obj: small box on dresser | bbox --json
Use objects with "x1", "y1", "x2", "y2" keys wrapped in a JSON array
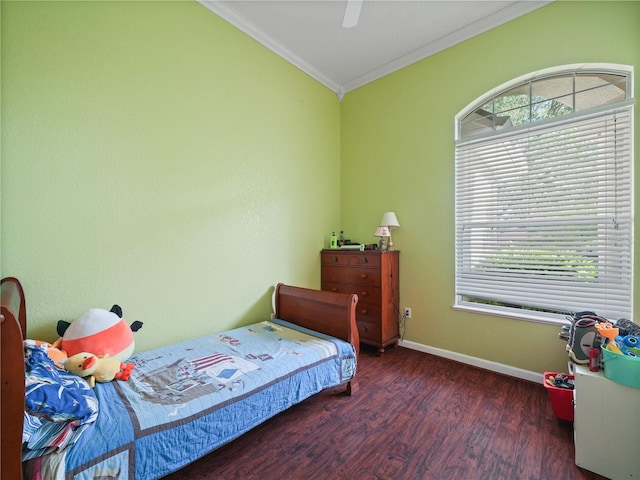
[{"x1": 321, "y1": 249, "x2": 399, "y2": 354}]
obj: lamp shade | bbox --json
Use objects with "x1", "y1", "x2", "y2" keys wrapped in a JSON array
[
  {"x1": 374, "y1": 226, "x2": 391, "y2": 237},
  {"x1": 380, "y1": 212, "x2": 400, "y2": 229}
]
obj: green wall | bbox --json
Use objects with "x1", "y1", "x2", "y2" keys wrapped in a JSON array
[
  {"x1": 341, "y1": 1, "x2": 640, "y2": 374},
  {"x1": 2, "y1": 1, "x2": 638, "y2": 376},
  {"x1": 1, "y1": 1, "x2": 341, "y2": 351}
]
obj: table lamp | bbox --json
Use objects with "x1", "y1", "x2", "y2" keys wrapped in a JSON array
[{"x1": 380, "y1": 212, "x2": 400, "y2": 251}]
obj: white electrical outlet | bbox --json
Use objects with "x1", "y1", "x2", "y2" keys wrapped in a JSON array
[{"x1": 404, "y1": 307, "x2": 412, "y2": 319}]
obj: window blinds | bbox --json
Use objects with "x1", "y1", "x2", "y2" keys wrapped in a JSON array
[{"x1": 455, "y1": 107, "x2": 632, "y2": 320}]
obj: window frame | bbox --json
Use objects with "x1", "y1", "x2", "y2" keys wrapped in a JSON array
[{"x1": 454, "y1": 64, "x2": 634, "y2": 325}]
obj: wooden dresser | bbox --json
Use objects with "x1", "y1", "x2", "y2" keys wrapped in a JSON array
[{"x1": 321, "y1": 249, "x2": 399, "y2": 353}]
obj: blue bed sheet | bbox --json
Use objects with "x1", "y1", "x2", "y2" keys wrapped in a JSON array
[{"x1": 27, "y1": 319, "x2": 356, "y2": 480}]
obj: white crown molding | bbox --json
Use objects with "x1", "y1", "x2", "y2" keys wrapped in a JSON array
[
  {"x1": 199, "y1": 0, "x2": 552, "y2": 101},
  {"x1": 198, "y1": 0, "x2": 341, "y2": 94},
  {"x1": 340, "y1": 1, "x2": 553, "y2": 95}
]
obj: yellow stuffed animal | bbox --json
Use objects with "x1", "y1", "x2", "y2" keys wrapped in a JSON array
[{"x1": 64, "y1": 352, "x2": 134, "y2": 388}]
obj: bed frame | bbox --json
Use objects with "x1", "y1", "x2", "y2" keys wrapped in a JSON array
[{"x1": 1, "y1": 277, "x2": 359, "y2": 480}]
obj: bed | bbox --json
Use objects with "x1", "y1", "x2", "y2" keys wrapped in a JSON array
[{"x1": 1, "y1": 277, "x2": 359, "y2": 480}]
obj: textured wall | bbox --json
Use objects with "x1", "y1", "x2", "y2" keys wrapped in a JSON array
[
  {"x1": 1, "y1": 1, "x2": 341, "y2": 351},
  {"x1": 340, "y1": 1, "x2": 640, "y2": 374},
  {"x1": 3, "y1": 0, "x2": 638, "y2": 375}
]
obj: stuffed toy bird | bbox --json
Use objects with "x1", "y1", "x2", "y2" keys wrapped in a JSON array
[{"x1": 64, "y1": 351, "x2": 134, "y2": 388}]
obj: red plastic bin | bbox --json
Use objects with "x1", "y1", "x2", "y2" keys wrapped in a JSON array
[{"x1": 543, "y1": 372, "x2": 574, "y2": 422}]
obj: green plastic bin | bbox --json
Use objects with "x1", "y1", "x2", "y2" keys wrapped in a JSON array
[{"x1": 601, "y1": 346, "x2": 640, "y2": 388}]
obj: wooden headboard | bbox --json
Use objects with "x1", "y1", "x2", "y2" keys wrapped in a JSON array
[{"x1": 1, "y1": 277, "x2": 26, "y2": 480}]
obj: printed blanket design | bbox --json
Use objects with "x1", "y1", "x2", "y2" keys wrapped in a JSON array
[{"x1": 24, "y1": 319, "x2": 356, "y2": 480}]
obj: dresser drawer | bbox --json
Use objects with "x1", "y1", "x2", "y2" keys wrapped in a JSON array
[
  {"x1": 357, "y1": 319, "x2": 382, "y2": 343},
  {"x1": 321, "y1": 251, "x2": 349, "y2": 266},
  {"x1": 321, "y1": 282, "x2": 381, "y2": 304},
  {"x1": 321, "y1": 266, "x2": 381, "y2": 287},
  {"x1": 321, "y1": 251, "x2": 381, "y2": 268},
  {"x1": 348, "y1": 253, "x2": 381, "y2": 268},
  {"x1": 356, "y1": 303, "x2": 381, "y2": 324}
]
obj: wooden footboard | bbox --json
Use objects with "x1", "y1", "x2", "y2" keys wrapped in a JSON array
[
  {"x1": 1, "y1": 277, "x2": 26, "y2": 480},
  {"x1": 274, "y1": 283, "x2": 359, "y2": 395}
]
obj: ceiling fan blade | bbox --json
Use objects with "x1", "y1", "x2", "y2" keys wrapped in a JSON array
[{"x1": 342, "y1": 0, "x2": 363, "y2": 28}]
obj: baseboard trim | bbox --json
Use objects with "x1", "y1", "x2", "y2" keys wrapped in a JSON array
[{"x1": 398, "y1": 339, "x2": 542, "y2": 384}]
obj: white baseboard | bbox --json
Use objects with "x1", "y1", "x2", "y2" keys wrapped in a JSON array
[{"x1": 398, "y1": 339, "x2": 542, "y2": 384}]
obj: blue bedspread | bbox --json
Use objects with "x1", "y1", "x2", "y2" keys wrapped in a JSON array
[{"x1": 25, "y1": 319, "x2": 356, "y2": 480}]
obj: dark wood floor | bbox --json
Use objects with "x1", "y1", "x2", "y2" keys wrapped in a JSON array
[{"x1": 163, "y1": 345, "x2": 606, "y2": 480}]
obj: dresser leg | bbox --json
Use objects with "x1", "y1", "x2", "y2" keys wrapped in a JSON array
[{"x1": 378, "y1": 340, "x2": 399, "y2": 355}]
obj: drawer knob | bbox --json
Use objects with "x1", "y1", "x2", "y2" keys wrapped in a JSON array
[
  {"x1": 330, "y1": 287, "x2": 338, "y2": 292},
  {"x1": 360, "y1": 309, "x2": 368, "y2": 314},
  {"x1": 360, "y1": 291, "x2": 368, "y2": 297},
  {"x1": 331, "y1": 256, "x2": 338, "y2": 263},
  {"x1": 360, "y1": 274, "x2": 368, "y2": 279},
  {"x1": 360, "y1": 257, "x2": 368, "y2": 264}
]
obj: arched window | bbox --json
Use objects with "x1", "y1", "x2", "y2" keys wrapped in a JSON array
[{"x1": 454, "y1": 64, "x2": 633, "y2": 324}]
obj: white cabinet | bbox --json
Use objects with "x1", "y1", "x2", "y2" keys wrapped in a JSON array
[{"x1": 573, "y1": 364, "x2": 640, "y2": 479}]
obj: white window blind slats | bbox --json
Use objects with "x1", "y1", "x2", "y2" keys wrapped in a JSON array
[
  {"x1": 455, "y1": 106, "x2": 632, "y2": 320},
  {"x1": 456, "y1": 278, "x2": 631, "y2": 316}
]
